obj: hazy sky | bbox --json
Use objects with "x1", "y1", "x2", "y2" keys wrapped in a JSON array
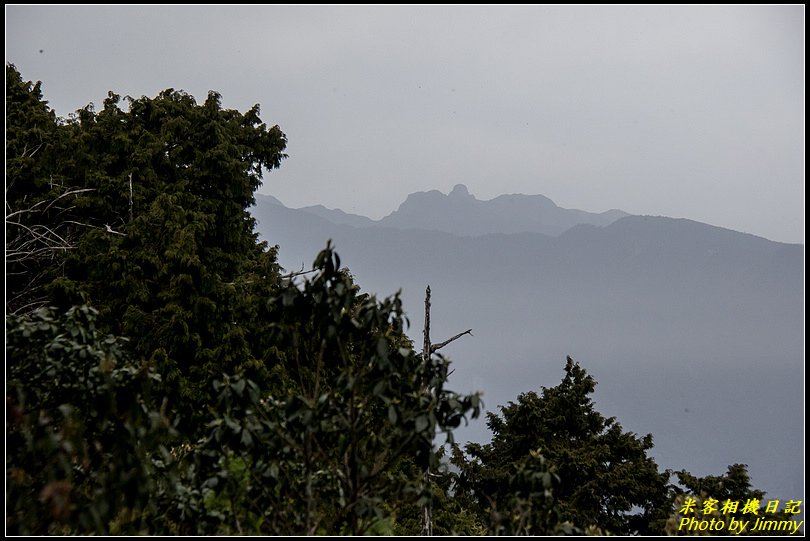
[{"x1": 6, "y1": 5, "x2": 805, "y2": 243}]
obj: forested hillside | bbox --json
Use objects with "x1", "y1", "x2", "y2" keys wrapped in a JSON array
[{"x1": 6, "y1": 65, "x2": 798, "y2": 535}]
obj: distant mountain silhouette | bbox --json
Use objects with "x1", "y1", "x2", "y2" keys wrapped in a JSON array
[
  {"x1": 379, "y1": 184, "x2": 628, "y2": 236},
  {"x1": 260, "y1": 184, "x2": 628, "y2": 237},
  {"x1": 250, "y1": 190, "x2": 804, "y2": 507},
  {"x1": 297, "y1": 204, "x2": 376, "y2": 228}
]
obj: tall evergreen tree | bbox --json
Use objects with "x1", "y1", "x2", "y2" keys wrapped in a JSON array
[
  {"x1": 6, "y1": 63, "x2": 289, "y2": 428},
  {"x1": 458, "y1": 357, "x2": 671, "y2": 534},
  {"x1": 59, "y1": 88, "x2": 288, "y2": 420},
  {"x1": 6, "y1": 65, "x2": 481, "y2": 535},
  {"x1": 6, "y1": 64, "x2": 80, "y2": 313}
]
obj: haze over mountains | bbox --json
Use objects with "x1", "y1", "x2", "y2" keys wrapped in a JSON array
[
  {"x1": 288, "y1": 183, "x2": 629, "y2": 236},
  {"x1": 251, "y1": 186, "x2": 804, "y2": 506}
]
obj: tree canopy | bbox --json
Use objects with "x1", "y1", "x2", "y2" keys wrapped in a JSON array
[
  {"x1": 6, "y1": 62, "x2": 289, "y2": 429},
  {"x1": 5, "y1": 63, "x2": 480, "y2": 534},
  {"x1": 455, "y1": 356, "x2": 671, "y2": 534},
  {"x1": 6, "y1": 64, "x2": 783, "y2": 536}
]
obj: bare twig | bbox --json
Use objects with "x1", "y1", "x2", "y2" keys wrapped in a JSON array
[
  {"x1": 21, "y1": 141, "x2": 44, "y2": 159},
  {"x1": 128, "y1": 172, "x2": 134, "y2": 222},
  {"x1": 104, "y1": 224, "x2": 126, "y2": 236},
  {"x1": 431, "y1": 329, "x2": 473, "y2": 353},
  {"x1": 42, "y1": 188, "x2": 95, "y2": 212},
  {"x1": 282, "y1": 264, "x2": 318, "y2": 280},
  {"x1": 5, "y1": 186, "x2": 102, "y2": 314}
]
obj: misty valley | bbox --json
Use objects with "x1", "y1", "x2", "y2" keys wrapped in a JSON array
[{"x1": 253, "y1": 185, "x2": 803, "y2": 509}]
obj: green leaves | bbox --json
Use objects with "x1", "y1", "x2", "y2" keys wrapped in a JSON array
[
  {"x1": 6, "y1": 305, "x2": 173, "y2": 535},
  {"x1": 6, "y1": 66, "x2": 486, "y2": 536},
  {"x1": 171, "y1": 245, "x2": 479, "y2": 535},
  {"x1": 455, "y1": 357, "x2": 669, "y2": 535},
  {"x1": 6, "y1": 65, "x2": 289, "y2": 430}
]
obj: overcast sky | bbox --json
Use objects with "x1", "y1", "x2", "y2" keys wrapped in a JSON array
[{"x1": 6, "y1": 5, "x2": 805, "y2": 243}]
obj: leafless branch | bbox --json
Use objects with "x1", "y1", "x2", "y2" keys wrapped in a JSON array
[
  {"x1": 5, "y1": 186, "x2": 103, "y2": 314},
  {"x1": 42, "y1": 188, "x2": 95, "y2": 212},
  {"x1": 431, "y1": 329, "x2": 473, "y2": 353},
  {"x1": 128, "y1": 172, "x2": 134, "y2": 222},
  {"x1": 5, "y1": 188, "x2": 94, "y2": 220},
  {"x1": 104, "y1": 224, "x2": 126, "y2": 236},
  {"x1": 8, "y1": 296, "x2": 49, "y2": 316},
  {"x1": 20, "y1": 141, "x2": 44, "y2": 159},
  {"x1": 282, "y1": 263, "x2": 318, "y2": 280}
]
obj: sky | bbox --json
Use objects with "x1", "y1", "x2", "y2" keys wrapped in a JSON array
[{"x1": 6, "y1": 5, "x2": 805, "y2": 243}]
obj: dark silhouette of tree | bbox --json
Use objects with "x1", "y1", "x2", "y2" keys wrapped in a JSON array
[
  {"x1": 6, "y1": 64, "x2": 88, "y2": 314},
  {"x1": 164, "y1": 246, "x2": 480, "y2": 535},
  {"x1": 6, "y1": 304, "x2": 173, "y2": 534},
  {"x1": 7, "y1": 64, "x2": 779, "y2": 537},
  {"x1": 5, "y1": 65, "x2": 479, "y2": 535},
  {"x1": 457, "y1": 357, "x2": 671, "y2": 534},
  {"x1": 6, "y1": 63, "x2": 289, "y2": 430}
]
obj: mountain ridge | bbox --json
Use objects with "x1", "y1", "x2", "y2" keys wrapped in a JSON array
[
  {"x1": 258, "y1": 184, "x2": 630, "y2": 238},
  {"x1": 249, "y1": 191, "x2": 803, "y2": 506}
]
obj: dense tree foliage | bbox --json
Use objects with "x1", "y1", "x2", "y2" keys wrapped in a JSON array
[
  {"x1": 6, "y1": 304, "x2": 173, "y2": 534},
  {"x1": 662, "y1": 464, "x2": 800, "y2": 536},
  {"x1": 6, "y1": 64, "x2": 782, "y2": 535},
  {"x1": 5, "y1": 63, "x2": 479, "y2": 534},
  {"x1": 6, "y1": 62, "x2": 289, "y2": 430},
  {"x1": 455, "y1": 357, "x2": 671, "y2": 534},
  {"x1": 6, "y1": 65, "x2": 80, "y2": 313},
  {"x1": 157, "y1": 248, "x2": 480, "y2": 535}
]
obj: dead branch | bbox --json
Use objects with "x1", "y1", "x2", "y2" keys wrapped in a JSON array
[
  {"x1": 128, "y1": 172, "x2": 134, "y2": 222},
  {"x1": 104, "y1": 224, "x2": 126, "y2": 236},
  {"x1": 282, "y1": 264, "x2": 318, "y2": 280},
  {"x1": 431, "y1": 329, "x2": 473, "y2": 353},
  {"x1": 5, "y1": 186, "x2": 103, "y2": 314}
]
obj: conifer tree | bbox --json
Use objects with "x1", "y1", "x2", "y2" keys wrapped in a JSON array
[
  {"x1": 6, "y1": 63, "x2": 289, "y2": 427},
  {"x1": 458, "y1": 357, "x2": 670, "y2": 534}
]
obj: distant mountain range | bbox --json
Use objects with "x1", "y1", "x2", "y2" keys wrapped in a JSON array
[
  {"x1": 250, "y1": 187, "x2": 804, "y2": 506},
  {"x1": 268, "y1": 183, "x2": 628, "y2": 237}
]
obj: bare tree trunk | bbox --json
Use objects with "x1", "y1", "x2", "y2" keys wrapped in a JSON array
[
  {"x1": 421, "y1": 286, "x2": 433, "y2": 536},
  {"x1": 128, "y1": 172, "x2": 134, "y2": 222},
  {"x1": 420, "y1": 285, "x2": 472, "y2": 536}
]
